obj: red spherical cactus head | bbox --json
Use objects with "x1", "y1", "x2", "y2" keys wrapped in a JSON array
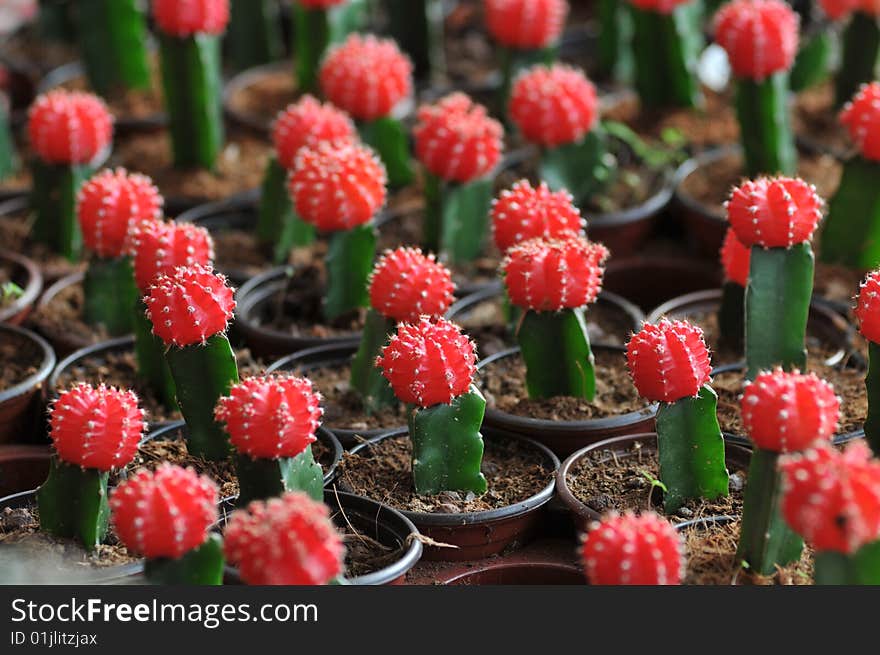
[
  {"x1": 819, "y1": 0, "x2": 859, "y2": 20},
  {"x1": 492, "y1": 180, "x2": 585, "y2": 253},
  {"x1": 27, "y1": 90, "x2": 113, "y2": 165},
  {"x1": 840, "y1": 82, "x2": 880, "y2": 162},
  {"x1": 376, "y1": 317, "x2": 477, "y2": 407},
  {"x1": 781, "y1": 442, "x2": 880, "y2": 554},
  {"x1": 76, "y1": 168, "x2": 163, "y2": 259},
  {"x1": 413, "y1": 93, "x2": 504, "y2": 183},
  {"x1": 111, "y1": 464, "x2": 218, "y2": 559},
  {"x1": 484, "y1": 0, "x2": 568, "y2": 49},
  {"x1": 368, "y1": 247, "x2": 456, "y2": 322},
  {"x1": 740, "y1": 369, "x2": 840, "y2": 452},
  {"x1": 861, "y1": 0, "x2": 880, "y2": 16},
  {"x1": 272, "y1": 95, "x2": 355, "y2": 169},
  {"x1": 581, "y1": 511, "x2": 683, "y2": 585},
  {"x1": 319, "y1": 34, "x2": 413, "y2": 122},
  {"x1": 289, "y1": 141, "x2": 387, "y2": 232},
  {"x1": 725, "y1": 176, "x2": 824, "y2": 248},
  {"x1": 144, "y1": 263, "x2": 235, "y2": 347},
  {"x1": 628, "y1": 0, "x2": 694, "y2": 12},
  {"x1": 215, "y1": 375, "x2": 323, "y2": 460},
  {"x1": 49, "y1": 382, "x2": 145, "y2": 471},
  {"x1": 720, "y1": 227, "x2": 750, "y2": 287},
  {"x1": 856, "y1": 269, "x2": 880, "y2": 343},
  {"x1": 131, "y1": 220, "x2": 215, "y2": 293},
  {"x1": 509, "y1": 64, "x2": 598, "y2": 148},
  {"x1": 223, "y1": 492, "x2": 345, "y2": 585},
  {"x1": 503, "y1": 234, "x2": 609, "y2": 311},
  {"x1": 153, "y1": 0, "x2": 229, "y2": 37},
  {"x1": 714, "y1": 0, "x2": 799, "y2": 81},
  {"x1": 626, "y1": 320, "x2": 712, "y2": 403}
]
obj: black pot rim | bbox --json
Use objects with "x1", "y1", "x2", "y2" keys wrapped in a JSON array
[
  {"x1": 175, "y1": 189, "x2": 261, "y2": 225},
  {"x1": 0, "y1": 193, "x2": 29, "y2": 216},
  {"x1": 0, "y1": 323, "x2": 56, "y2": 405},
  {"x1": 673, "y1": 144, "x2": 740, "y2": 225},
  {"x1": 48, "y1": 334, "x2": 135, "y2": 399},
  {"x1": 343, "y1": 426, "x2": 559, "y2": 526},
  {"x1": 590, "y1": 164, "x2": 676, "y2": 229},
  {"x1": 0, "y1": 248, "x2": 43, "y2": 322}
]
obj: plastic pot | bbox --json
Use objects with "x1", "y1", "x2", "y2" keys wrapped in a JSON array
[
  {"x1": 556, "y1": 433, "x2": 753, "y2": 533},
  {"x1": 338, "y1": 427, "x2": 560, "y2": 561},
  {"x1": 442, "y1": 561, "x2": 584, "y2": 585},
  {"x1": 0, "y1": 248, "x2": 42, "y2": 325},
  {"x1": 603, "y1": 254, "x2": 722, "y2": 313},
  {"x1": 477, "y1": 345, "x2": 657, "y2": 457},
  {"x1": 222, "y1": 61, "x2": 291, "y2": 134},
  {"x1": 672, "y1": 146, "x2": 733, "y2": 258},
  {"x1": 34, "y1": 271, "x2": 105, "y2": 357},
  {"x1": 0, "y1": 445, "x2": 50, "y2": 497},
  {"x1": 0, "y1": 324, "x2": 55, "y2": 445}
]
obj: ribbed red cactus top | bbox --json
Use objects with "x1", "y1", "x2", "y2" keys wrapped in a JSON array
[
  {"x1": 840, "y1": 82, "x2": 880, "y2": 162},
  {"x1": 483, "y1": 0, "x2": 568, "y2": 49},
  {"x1": 714, "y1": 0, "x2": 799, "y2": 80},
  {"x1": 720, "y1": 228, "x2": 750, "y2": 287},
  {"x1": 492, "y1": 180, "x2": 584, "y2": 253},
  {"x1": 28, "y1": 90, "x2": 112, "y2": 165},
  {"x1": 131, "y1": 220, "x2": 214, "y2": 293},
  {"x1": 272, "y1": 95, "x2": 355, "y2": 169},
  {"x1": 628, "y1": 0, "x2": 694, "y2": 12},
  {"x1": 153, "y1": 0, "x2": 230, "y2": 37},
  {"x1": 368, "y1": 247, "x2": 456, "y2": 322}
]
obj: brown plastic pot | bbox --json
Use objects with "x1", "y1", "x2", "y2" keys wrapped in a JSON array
[
  {"x1": 604, "y1": 254, "x2": 722, "y2": 313},
  {"x1": 0, "y1": 445, "x2": 50, "y2": 497},
  {"x1": 0, "y1": 324, "x2": 55, "y2": 445},
  {"x1": 442, "y1": 561, "x2": 584, "y2": 585},
  {"x1": 33, "y1": 270, "x2": 100, "y2": 357},
  {"x1": 477, "y1": 345, "x2": 657, "y2": 457},
  {"x1": 0, "y1": 248, "x2": 42, "y2": 325},
  {"x1": 222, "y1": 61, "x2": 290, "y2": 134},
  {"x1": 672, "y1": 145, "x2": 734, "y2": 258},
  {"x1": 557, "y1": 432, "x2": 753, "y2": 533},
  {"x1": 338, "y1": 427, "x2": 559, "y2": 562}
]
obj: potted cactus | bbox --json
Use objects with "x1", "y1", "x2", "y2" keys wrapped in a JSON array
[
  {"x1": 215, "y1": 374, "x2": 325, "y2": 505},
  {"x1": 38, "y1": 382, "x2": 145, "y2": 549},
  {"x1": 736, "y1": 369, "x2": 840, "y2": 575},
  {"x1": 319, "y1": 34, "x2": 414, "y2": 187},
  {"x1": 110, "y1": 463, "x2": 223, "y2": 584},
  {"x1": 414, "y1": 93, "x2": 503, "y2": 264},
  {"x1": 27, "y1": 90, "x2": 113, "y2": 259},
  {"x1": 819, "y1": 83, "x2": 880, "y2": 269},
  {"x1": 854, "y1": 270, "x2": 880, "y2": 456},
  {"x1": 294, "y1": 0, "x2": 367, "y2": 94},
  {"x1": 819, "y1": 0, "x2": 880, "y2": 107},
  {"x1": 223, "y1": 491, "x2": 345, "y2": 585},
  {"x1": 714, "y1": 0, "x2": 800, "y2": 177}
]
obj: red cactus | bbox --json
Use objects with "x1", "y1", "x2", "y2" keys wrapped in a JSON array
[
  {"x1": 483, "y1": 0, "x2": 568, "y2": 49},
  {"x1": 131, "y1": 220, "x2": 215, "y2": 293},
  {"x1": 223, "y1": 492, "x2": 344, "y2": 585},
  {"x1": 111, "y1": 463, "x2": 219, "y2": 559},
  {"x1": 861, "y1": 0, "x2": 880, "y2": 15},
  {"x1": 368, "y1": 247, "x2": 455, "y2": 322},
  {"x1": 319, "y1": 34, "x2": 413, "y2": 122},
  {"x1": 720, "y1": 228, "x2": 751, "y2": 287},
  {"x1": 376, "y1": 317, "x2": 477, "y2": 407},
  {"x1": 76, "y1": 168, "x2": 162, "y2": 259},
  {"x1": 581, "y1": 511, "x2": 683, "y2": 585},
  {"x1": 855, "y1": 269, "x2": 880, "y2": 343},
  {"x1": 626, "y1": 320, "x2": 712, "y2": 403},
  {"x1": 272, "y1": 95, "x2": 355, "y2": 170},
  {"x1": 413, "y1": 93, "x2": 504, "y2": 183},
  {"x1": 492, "y1": 180, "x2": 584, "y2": 253},
  {"x1": 49, "y1": 382, "x2": 144, "y2": 471},
  {"x1": 27, "y1": 90, "x2": 113, "y2": 165},
  {"x1": 289, "y1": 141, "x2": 387, "y2": 232},
  {"x1": 781, "y1": 442, "x2": 880, "y2": 554},
  {"x1": 726, "y1": 176, "x2": 824, "y2": 248},
  {"x1": 840, "y1": 82, "x2": 880, "y2": 162},
  {"x1": 144, "y1": 263, "x2": 235, "y2": 348},
  {"x1": 714, "y1": 0, "x2": 799, "y2": 81},
  {"x1": 628, "y1": 0, "x2": 694, "y2": 12},
  {"x1": 740, "y1": 369, "x2": 840, "y2": 452},
  {"x1": 819, "y1": 0, "x2": 859, "y2": 20},
  {"x1": 503, "y1": 234, "x2": 608, "y2": 311},
  {"x1": 508, "y1": 64, "x2": 598, "y2": 148},
  {"x1": 214, "y1": 375, "x2": 323, "y2": 459},
  {"x1": 153, "y1": 0, "x2": 230, "y2": 37}
]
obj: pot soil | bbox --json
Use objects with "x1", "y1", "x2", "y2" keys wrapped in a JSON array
[
  {"x1": 0, "y1": 248, "x2": 42, "y2": 325},
  {"x1": 223, "y1": 62, "x2": 297, "y2": 134},
  {"x1": 31, "y1": 271, "x2": 108, "y2": 356},
  {"x1": 336, "y1": 428, "x2": 559, "y2": 561},
  {"x1": 0, "y1": 324, "x2": 55, "y2": 445},
  {"x1": 793, "y1": 81, "x2": 852, "y2": 161}
]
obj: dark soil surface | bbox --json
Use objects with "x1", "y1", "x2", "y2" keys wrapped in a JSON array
[
  {"x1": 31, "y1": 278, "x2": 107, "y2": 347},
  {"x1": 0, "y1": 209, "x2": 85, "y2": 282},
  {"x1": 0, "y1": 331, "x2": 40, "y2": 391}
]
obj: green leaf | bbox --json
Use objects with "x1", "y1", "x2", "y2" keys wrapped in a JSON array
[
  {"x1": 603, "y1": 120, "x2": 687, "y2": 169},
  {"x1": 83, "y1": 256, "x2": 139, "y2": 336},
  {"x1": 540, "y1": 129, "x2": 615, "y2": 207},
  {"x1": 358, "y1": 117, "x2": 414, "y2": 188},
  {"x1": 349, "y1": 309, "x2": 398, "y2": 414},
  {"x1": 324, "y1": 224, "x2": 376, "y2": 322},
  {"x1": 819, "y1": 158, "x2": 880, "y2": 270},
  {"x1": 37, "y1": 458, "x2": 110, "y2": 550},
  {"x1": 144, "y1": 533, "x2": 224, "y2": 585},
  {"x1": 233, "y1": 447, "x2": 323, "y2": 506}
]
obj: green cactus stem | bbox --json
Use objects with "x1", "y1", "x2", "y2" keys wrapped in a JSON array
[
  {"x1": 790, "y1": 28, "x2": 832, "y2": 92},
  {"x1": 384, "y1": 0, "x2": 445, "y2": 82},
  {"x1": 628, "y1": 3, "x2": 702, "y2": 109},
  {"x1": 233, "y1": 448, "x2": 323, "y2": 507},
  {"x1": 863, "y1": 341, "x2": 880, "y2": 456},
  {"x1": 358, "y1": 118, "x2": 413, "y2": 189},
  {"x1": 516, "y1": 308, "x2": 595, "y2": 401},
  {"x1": 30, "y1": 159, "x2": 93, "y2": 260},
  {"x1": 74, "y1": 0, "x2": 150, "y2": 97},
  {"x1": 324, "y1": 224, "x2": 376, "y2": 322},
  {"x1": 164, "y1": 334, "x2": 239, "y2": 461},
  {"x1": 539, "y1": 127, "x2": 614, "y2": 207},
  {"x1": 350, "y1": 309, "x2": 397, "y2": 413},
  {"x1": 227, "y1": 0, "x2": 283, "y2": 72},
  {"x1": 813, "y1": 541, "x2": 880, "y2": 585},
  {"x1": 0, "y1": 103, "x2": 17, "y2": 181},
  {"x1": 718, "y1": 281, "x2": 745, "y2": 353},
  {"x1": 734, "y1": 72, "x2": 797, "y2": 177},
  {"x1": 423, "y1": 173, "x2": 493, "y2": 265},
  {"x1": 407, "y1": 387, "x2": 487, "y2": 495},
  {"x1": 257, "y1": 157, "x2": 316, "y2": 263},
  {"x1": 38, "y1": 0, "x2": 76, "y2": 42},
  {"x1": 132, "y1": 299, "x2": 178, "y2": 410},
  {"x1": 597, "y1": 0, "x2": 633, "y2": 83},
  {"x1": 819, "y1": 157, "x2": 880, "y2": 269},
  {"x1": 83, "y1": 257, "x2": 138, "y2": 336},
  {"x1": 655, "y1": 385, "x2": 729, "y2": 514},
  {"x1": 835, "y1": 11, "x2": 880, "y2": 109},
  {"x1": 158, "y1": 32, "x2": 224, "y2": 169},
  {"x1": 736, "y1": 447, "x2": 805, "y2": 575},
  {"x1": 37, "y1": 457, "x2": 109, "y2": 550},
  {"x1": 294, "y1": 0, "x2": 367, "y2": 94},
  {"x1": 744, "y1": 243, "x2": 813, "y2": 380},
  {"x1": 144, "y1": 533, "x2": 224, "y2": 585}
]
